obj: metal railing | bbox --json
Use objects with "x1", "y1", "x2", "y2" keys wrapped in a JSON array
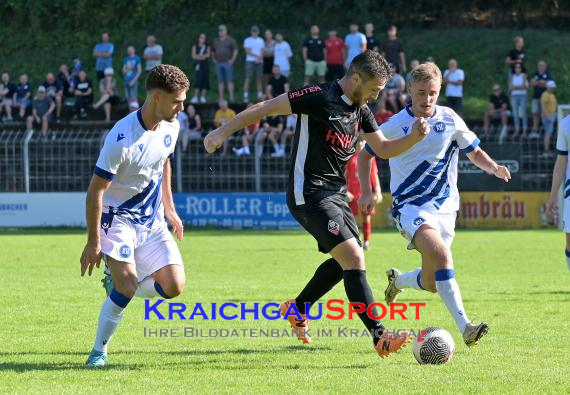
[{"x1": 0, "y1": 125, "x2": 557, "y2": 193}]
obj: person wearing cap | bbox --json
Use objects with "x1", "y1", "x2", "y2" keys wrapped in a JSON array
[
  {"x1": 93, "y1": 32, "x2": 114, "y2": 81},
  {"x1": 541, "y1": 80, "x2": 558, "y2": 152},
  {"x1": 243, "y1": 25, "x2": 264, "y2": 102},
  {"x1": 93, "y1": 67, "x2": 118, "y2": 122},
  {"x1": 26, "y1": 86, "x2": 55, "y2": 138},
  {"x1": 212, "y1": 24, "x2": 238, "y2": 102}
]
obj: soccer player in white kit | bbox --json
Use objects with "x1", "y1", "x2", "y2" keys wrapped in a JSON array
[
  {"x1": 546, "y1": 114, "x2": 570, "y2": 271},
  {"x1": 80, "y1": 65, "x2": 190, "y2": 367},
  {"x1": 359, "y1": 63, "x2": 511, "y2": 347}
]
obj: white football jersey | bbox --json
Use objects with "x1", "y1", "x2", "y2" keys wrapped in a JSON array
[
  {"x1": 366, "y1": 105, "x2": 479, "y2": 215},
  {"x1": 555, "y1": 115, "x2": 570, "y2": 193},
  {"x1": 94, "y1": 109, "x2": 179, "y2": 229}
]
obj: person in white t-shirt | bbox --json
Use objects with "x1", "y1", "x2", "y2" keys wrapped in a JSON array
[
  {"x1": 81, "y1": 65, "x2": 189, "y2": 368},
  {"x1": 273, "y1": 33, "x2": 293, "y2": 77},
  {"x1": 243, "y1": 25, "x2": 265, "y2": 102},
  {"x1": 546, "y1": 115, "x2": 570, "y2": 271},
  {"x1": 443, "y1": 59, "x2": 465, "y2": 115},
  {"x1": 359, "y1": 62, "x2": 511, "y2": 348},
  {"x1": 143, "y1": 35, "x2": 163, "y2": 72}
]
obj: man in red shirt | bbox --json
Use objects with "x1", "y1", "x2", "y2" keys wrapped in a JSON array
[
  {"x1": 346, "y1": 139, "x2": 381, "y2": 250},
  {"x1": 325, "y1": 29, "x2": 345, "y2": 82}
]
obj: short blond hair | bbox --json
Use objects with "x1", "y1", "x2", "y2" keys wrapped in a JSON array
[{"x1": 410, "y1": 62, "x2": 442, "y2": 85}]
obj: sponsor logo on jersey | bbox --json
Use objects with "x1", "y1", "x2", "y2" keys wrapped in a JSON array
[
  {"x1": 288, "y1": 85, "x2": 322, "y2": 99},
  {"x1": 119, "y1": 244, "x2": 131, "y2": 258},
  {"x1": 413, "y1": 217, "x2": 425, "y2": 226},
  {"x1": 328, "y1": 220, "x2": 340, "y2": 235},
  {"x1": 325, "y1": 129, "x2": 355, "y2": 150}
]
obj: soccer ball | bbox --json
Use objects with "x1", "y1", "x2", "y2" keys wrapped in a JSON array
[{"x1": 413, "y1": 327, "x2": 455, "y2": 365}]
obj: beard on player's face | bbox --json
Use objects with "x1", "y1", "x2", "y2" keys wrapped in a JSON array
[{"x1": 352, "y1": 76, "x2": 384, "y2": 107}]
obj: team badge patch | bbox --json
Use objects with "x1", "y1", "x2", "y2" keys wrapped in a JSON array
[
  {"x1": 328, "y1": 220, "x2": 340, "y2": 236},
  {"x1": 164, "y1": 134, "x2": 172, "y2": 147},
  {"x1": 433, "y1": 122, "x2": 446, "y2": 133},
  {"x1": 413, "y1": 217, "x2": 425, "y2": 226},
  {"x1": 119, "y1": 245, "x2": 131, "y2": 258}
]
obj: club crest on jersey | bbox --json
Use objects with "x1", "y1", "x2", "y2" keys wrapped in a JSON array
[
  {"x1": 328, "y1": 220, "x2": 340, "y2": 236},
  {"x1": 413, "y1": 217, "x2": 425, "y2": 226},
  {"x1": 119, "y1": 245, "x2": 131, "y2": 258},
  {"x1": 433, "y1": 122, "x2": 446, "y2": 133},
  {"x1": 164, "y1": 134, "x2": 172, "y2": 147}
]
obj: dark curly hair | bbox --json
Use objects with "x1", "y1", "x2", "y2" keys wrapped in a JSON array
[
  {"x1": 146, "y1": 64, "x2": 190, "y2": 93},
  {"x1": 347, "y1": 50, "x2": 392, "y2": 83}
]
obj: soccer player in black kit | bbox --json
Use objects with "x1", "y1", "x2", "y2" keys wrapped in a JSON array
[{"x1": 205, "y1": 50, "x2": 429, "y2": 358}]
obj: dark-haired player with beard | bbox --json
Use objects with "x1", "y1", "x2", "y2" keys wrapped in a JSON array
[{"x1": 204, "y1": 50, "x2": 429, "y2": 358}]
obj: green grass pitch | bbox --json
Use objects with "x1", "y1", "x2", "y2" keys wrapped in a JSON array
[{"x1": 1, "y1": 228, "x2": 569, "y2": 394}]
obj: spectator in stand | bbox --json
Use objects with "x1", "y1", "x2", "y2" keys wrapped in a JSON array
[
  {"x1": 143, "y1": 35, "x2": 163, "y2": 73},
  {"x1": 233, "y1": 103, "x2": 260, "y2": 156},
  {"x1": 374, "y1": 95, "x2": 393, "y2": 125},
  {"x1": 191, "y1": 33, "x2": 211, "y2": 104},
  {"x1": 179, "y1": 104, "x2": 202, "y2": 152},
  {"x1": 541, "y1": 81, "x2": 557, "y2": 153},
  {"x1": 509, "y1": 63, "x2": 529, "y2": 139},
  {"x1": 273, "y1": 33, "x2": 293, "y2": 78},
  {"x1": 344, "y1": 24, "x2": 367, "y2": 69},
  {"x1": 122, "y1": 46, "x2": 142, "y2": 105},
  {"x1": 71, "y1": 54, "x2": 83, "y2": 84},
  {"x1": 382, "y1": 25, "x2": 406, "y2": 74},
  {"x1": 213, "y1": 99, "x2": 236, "y2": 155},
  {"x1": 57, "y1": 64, "x2": 73, "y2": 99},
  {"x1": 443, "y1": 58, "x2": 465, "y2": 115},
  {"x1": 26, "y1": 86, "x2": 55, "y2": 138},
  {"x1": 93, "y1": 32, "x2": 114, "y2": 81},
  {"x1": 42, "y1": 72, "x2": 63, "y2": 120},
  {"x1": 303, "y1": 25, "x2": 326, "y2": 85},
  {"x1": 325, "y1": 29, "x2": 345, "y2": 82},
  {"x1": 256, "y1": 115, "x2": 284, "y2": 157},
  {"x1": 0, "y1": 73, "x2": 16, "y2": 121},
  {"x1": 265, "y1": 65, "x2": 289, "y2": 99},
  {"x1": 243, "y1": 25, "x2": 264, "y2": 103},
  {"x1": 13, "y1": 73, "x2": 32, "y2": 120},
  {"x1": 505, "y1": 35, "x2": 525, "y2": 79},
  {"x1": 212, "y1": 24, "x2": 238, "y2": 102},
  {"x1": 384, "y1": 63, "x2": 406, "y2": 113},
  {"x1": 364, "y1": 23, "x2": 379, "y2": 52},
  {"x1": 92, "y1": 68, "x2": 118, "y2": 122},
  {"x1": 73, "y1": 70, "x2": 93, "y2": 119},
  {"x1": 530, "y1": 60, "x2": 552, "y2": 136},
  {"x1": 262, "y1": 30, "x2": 276, "y2": 92},
  {"x1": 483, "y1": 84, "x2": 511, "y2": 143},
  {"x1": 405, "y1": 59, "x2": 420, "y2": 88}
]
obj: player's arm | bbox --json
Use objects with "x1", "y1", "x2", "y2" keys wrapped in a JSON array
[
  {"x1": 80, "y1": 174, "x2": 111, "y2": 276},
  {"x1": 204, "y1": 93, "x2": 292, "y2": 153},
  {"x1": 162, "y1": 158, "x2": 183, "y2": 241},
  {"x1": 546, "y1": 154, "x2": 567, "y2": 214},
  {"x1": 357, "y1": 148, "x2": 377, "y2": 214},
  {"x1": 363, "y1": 117, "x2": 429, "y2": 159},
  {"x1": 466, "y1": 147, "x2": 511, "y2": 182}
]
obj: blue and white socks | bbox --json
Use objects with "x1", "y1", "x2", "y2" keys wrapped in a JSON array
[
  {"x1": 93, "y1": 289, "x2": 131, "y2": 353},
  {"x1": 565, "y1": 249, "x2": 570, "y2": 271},
  {"x1": 395, "y1": 268, "x2": 425, "y2": 291},
  {"x1": 435, "y1": 269, "x2": 470, "y2": 333}
]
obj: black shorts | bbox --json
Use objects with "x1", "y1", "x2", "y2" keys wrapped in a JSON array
[{"x1": 288, "y1": 192, "x2": 361, "y2": 253}]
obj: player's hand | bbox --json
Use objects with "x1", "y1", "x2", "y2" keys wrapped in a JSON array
[
  {"x1": 494, "y1": 165, "x2": 511, "y2": 182},
  {"x1": 166, "y1": 210, "x2": 184, "y2": 241},
  {"x1": 204, "y1": 129, "x2": 226, "y2": 154},
  {"x1": 358, "y1": 191, "x2": 376, "y2": 215},
  {"x1": 80, "y1": 241, "x2": 102, "y2": 277},
  {"x1": 411, "y1": 117, "x2": 430, "y2": 142},
  {"x1": 374, "y1": 191, "x2": 383, "y2": 204},
  {"x1": 345, "y1": 191, "x2": 354, "y2": 202},
  {"x1": 545, "y1": 195, "x2": 558, "y2": 215}
]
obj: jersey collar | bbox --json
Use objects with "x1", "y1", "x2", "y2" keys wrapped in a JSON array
[{"x1": 137, "y1": 109, "x2": 148, "y2": 130}]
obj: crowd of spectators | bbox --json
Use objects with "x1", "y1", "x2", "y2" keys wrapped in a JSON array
[{"x1": 0, "y1": 27, "x2": 561, "y2": 152}]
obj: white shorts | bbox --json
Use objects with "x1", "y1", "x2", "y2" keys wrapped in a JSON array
[
  {"x1": 393, "y1": 205, "x2": 457, "y2": 250},
  {"x1": 563, "y1": 197, "x2": 570, "y2": 233},
  {"x1": 100, "y1": 215, "x2": 183, "y2": 282}
]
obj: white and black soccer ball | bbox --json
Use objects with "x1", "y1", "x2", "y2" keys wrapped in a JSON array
[{"x1": 413, "y1": 327, "x2": 455, "y2": 365}]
